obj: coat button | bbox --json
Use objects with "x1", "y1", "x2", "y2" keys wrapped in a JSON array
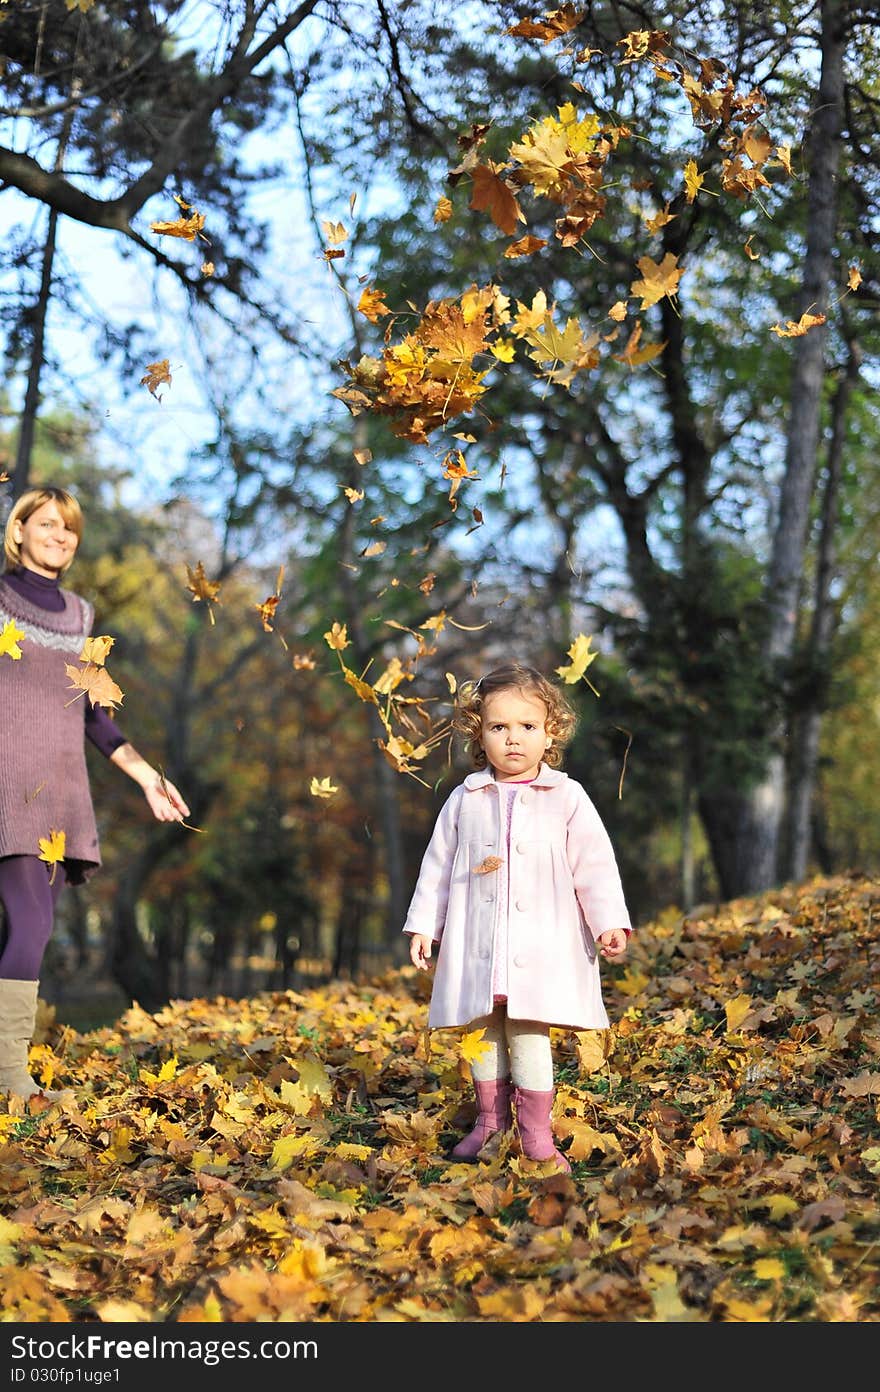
[
  {"x1": 515, "y1": 899, "x2": 526, "y2": 911},
  {"x1": 513, "y1": 955, "x2": 526, "y2": 967},
  {"x1": 516, "y1": 843, "x2": 526, "y2": 854},
  {"x1": 479, "y1": 947, "x2": 490, "y2": 960}
]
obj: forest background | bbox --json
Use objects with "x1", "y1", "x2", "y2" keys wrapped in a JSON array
[{"x1": 0, "y1": 0, "x2": 878, "y2": 1028}]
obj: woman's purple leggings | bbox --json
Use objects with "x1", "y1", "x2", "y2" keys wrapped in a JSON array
[{"x1": 0, "y1": 856, "x2": 67, "y2": 980}]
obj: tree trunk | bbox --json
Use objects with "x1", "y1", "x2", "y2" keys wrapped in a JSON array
[
  {"x1": 12, "y1": 85, "x2": 80, "y2": 498},
  {"x1": 734, "y1": 0, "x2": 846, "y2": 892},
  {"x1": 784, "y1": 340, "x2": 861, "y2": 881}
]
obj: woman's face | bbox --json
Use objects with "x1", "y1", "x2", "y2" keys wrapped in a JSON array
[{"x1": 12, "y1": 499, "x2": 80, "y2": 578}]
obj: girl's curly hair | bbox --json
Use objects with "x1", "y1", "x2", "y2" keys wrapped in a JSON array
[{"x1": 454, "y1": 662, "x2": 577, "y2": 770}]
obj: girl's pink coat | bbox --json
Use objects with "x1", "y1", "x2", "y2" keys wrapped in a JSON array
[{"x1": 402, "y1": 764, "x2": 632, "y2": 1030}]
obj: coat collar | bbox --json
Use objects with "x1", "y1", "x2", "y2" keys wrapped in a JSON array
[{"x1": 462, "y1": 763, "x2": 568, "y2": 791}]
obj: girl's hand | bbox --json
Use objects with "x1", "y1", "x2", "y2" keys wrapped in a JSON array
[
  {"x1": 598, "y1": 928, "x2": 628, "y2": 960},
  {"x1": 144, "y1": 778, "x2": 190, "y2": 823},
  {"x1": 409, "y1": 934, "x2": 434, "y2": 971}
]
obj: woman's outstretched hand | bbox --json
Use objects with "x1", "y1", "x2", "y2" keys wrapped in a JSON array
[{"x1": 144, "y1": 777, "x2": 190, "y2": 823}]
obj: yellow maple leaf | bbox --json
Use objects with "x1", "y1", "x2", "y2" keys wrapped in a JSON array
[
  {"x1": 472, "y1": 856, "x2": 504, "y2": 876},
  {"x1": 80, "y1": 635, "x2": 114, "y2": 665},
  {"x1": 507, "y1": 5, "x2": 584, "y2": 42},
  {"x1": 725, "y1": 993, "x2": 753, "y2": 1031},
  {"x1": 310, "y1": 777, "x2": 338, "y2": 799},
  {"x1": 631, "y1": 252, "x2": 684, "y2": 309},
  {"x1": 185, "y1": 561, "x2": 221, "y2": 624},
  {"x1": 556, "y1": 633, "x2": 600, "y2": 691},
  {"x1": 0, "y1": 619, "x2": 25, "y2": 660},
  {"x1": 323, "y1": 622, "x2": 349, "y2": 651},
  {"x1": 433, "y1": 196, "x2": 453, "y2": 223},
  {"x1": 460, "y1": 1028, "x2": 492, "y2": 1065},
  {"x1": 847, "y1": 264, "x2": 862, "y2": 291},
  {"x1": 38, "y1": 828, "x2": 66, "y2": 884},
  {"x1": 683, "y1": 159, "x2": 704, "y2": 203}
]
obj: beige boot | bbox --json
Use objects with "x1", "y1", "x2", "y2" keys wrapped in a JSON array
[{"x1": 0, "y1": 978, "x2": 42, "y2": 1099}]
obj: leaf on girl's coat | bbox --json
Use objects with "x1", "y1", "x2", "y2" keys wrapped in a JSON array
[
  {"x1": 472, "y1": 856, "x2": 503, "y2": 876},
  {"x1": 0, "y1": 618, "x2": 25, "y2": 660}
]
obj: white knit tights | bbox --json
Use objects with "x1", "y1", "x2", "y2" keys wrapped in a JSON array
[{"x1": 467, "y1": 1003, "x2": 554, "y2": 1091}]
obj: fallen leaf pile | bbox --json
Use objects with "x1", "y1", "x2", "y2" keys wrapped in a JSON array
[{"x1": 2, "y1": 872, "x2": 878, "y2": 1322}]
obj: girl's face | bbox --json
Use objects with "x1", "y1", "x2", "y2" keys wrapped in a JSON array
[
  {"x1": 480, "y1": 687, "x2": 550, "y2": 782},
  {"x1": 12, "y1": 499, "x2": 79, "y2": 578}
]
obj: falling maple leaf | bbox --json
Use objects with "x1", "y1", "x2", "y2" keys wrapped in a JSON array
[
  {"x1": 503, "y1": 234, "x2": 547, "y2": 259},
  {"x1": 357, "y1": 287, "x2": 391, "y2": 323},
  {"x1": 507, "y1": 5, "x2": 585, "y2": 41},
  {"x1": 324, "y1": 622, "x2": 349, "y2": 651},
  {"x1": 37, "y1": 828, "x2": 66, "y2": 885},
  {"x1": 255, "y1": 566, "x2": 284, "y2": 632},
  {"x1": 433, "y1": 196, "x2": 453, "y2": 223},
  {"x1": 556, "y1": 633, "x2": 600, "y2": 695},
  {"x1": 292, "y1": 652, "x2": 316, "y2": 670},
  {"x1": 80, "y1": 634, "x2": 114, "y2": 665},
  {"x1": 769, "y1": 311, "x2": 826, "y2": 338},
  {"x1": 460, "y1": 1027, "x2": 492, "y2": 1064},
  {"x1": 469, "y1": 162, "x2": 525, "y2": 236},
  {"x1": 310, "y1": 777, "x2": 339, "y2": 799},
  {"x1": 0, "y1": 618, "x2": 25, "y2": 660},
  {"x1": 683, "y1": 159, "x2": 704, "y2": 203},
  {"x1": 150, "y1": 211, "x2": 206, "y2": 241},
  {"x1": 847, "y1": 264, "x2": 862, "y2": 291},
  {"x1": 185, "y1": 562, "x2": 221, "y2": 624},
  {"x1": 140, "y1": 359, "x2": 172, "y2": 400},
  {"x1": 65, "y1": 660, "x2": 124, "y2": 711},
  {"x1": 630, "y1": 252, "x2": 684, "y2": 309}
]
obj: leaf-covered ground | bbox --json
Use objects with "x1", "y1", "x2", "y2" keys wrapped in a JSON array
[{"x1": 2, "y1": 873, "x2": 878, "y2": 1323}]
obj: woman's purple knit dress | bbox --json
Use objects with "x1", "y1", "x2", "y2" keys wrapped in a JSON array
[{"x1": 0, "y1": 567, "x2": 126, "y2": 883}]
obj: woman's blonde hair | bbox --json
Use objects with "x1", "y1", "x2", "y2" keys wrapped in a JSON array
[
  {"x1": 454, "y1": 662, "x2": 577, "y2": 770},
  {"x1": 3, "y1": 486, "x2": 83, "y2": 574}
]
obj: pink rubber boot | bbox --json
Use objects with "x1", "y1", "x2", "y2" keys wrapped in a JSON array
[
  {"x1": 451, "y1": 1078, "x2": 513, "y2": 1160},
  {"x1": 514, "y1": 1087, "x2": 571, "y2": 1172}
]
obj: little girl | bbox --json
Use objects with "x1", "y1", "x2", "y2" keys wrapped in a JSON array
[{"x1": 403, "y1": 662, "x2": 631, "y2": 1171}]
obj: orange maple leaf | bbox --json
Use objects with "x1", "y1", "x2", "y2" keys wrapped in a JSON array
[
  {"x1": 769, "y1": 311, "x2": 827, "y2": 338},
  {"x1": 150, "y1": 211, "x2": 206, "y2": 241},
  {"x1": 140, "y1": 359, "x2": 172, "y2": 400},
  {"x1": 357, "y1": 287, "x2": 391, "y2": 323},
  {"x1": 469, "y1": 162, "x2": 525, "y2": 237}
]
